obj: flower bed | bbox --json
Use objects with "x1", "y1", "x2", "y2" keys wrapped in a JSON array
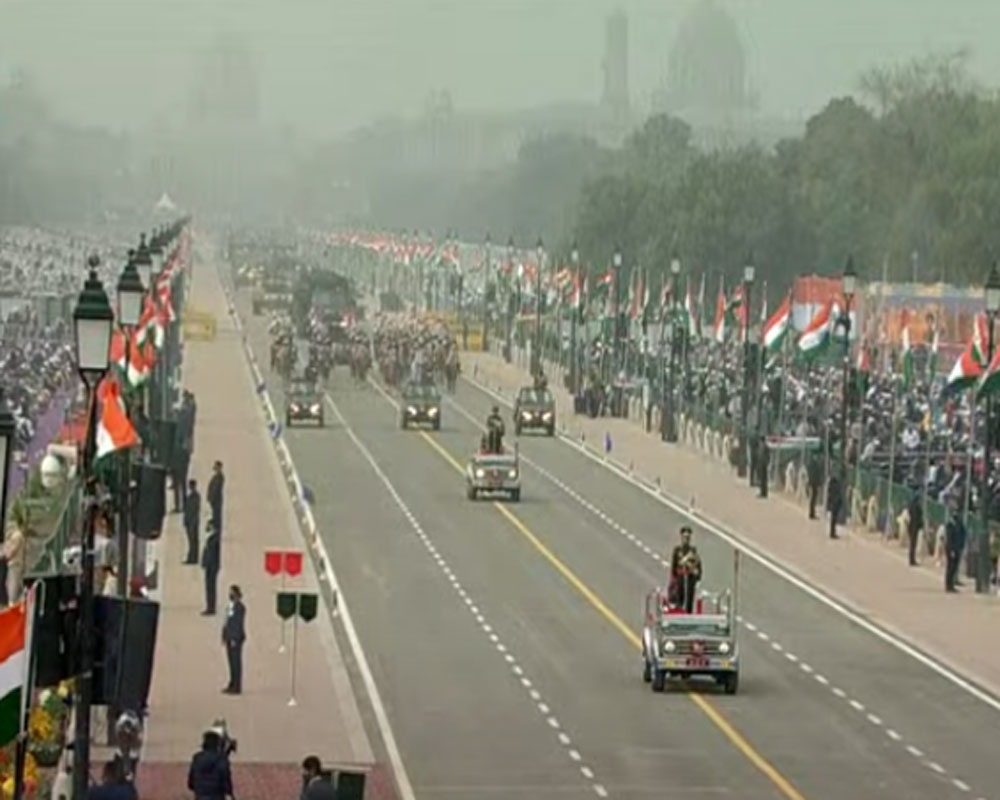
[{"x1": 0, "y1": 681, "x2": 73, "y2": 798}]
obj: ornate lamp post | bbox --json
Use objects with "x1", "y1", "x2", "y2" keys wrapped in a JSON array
[
  {"x1": 569, "y1": 243, "x2": 580, "y2": 396},
  {"x1": 72, "y1": 257, "x2": 114, "y2": 800},
  {"x1": 505, "y1": 236, "x2": 515, "y2": 363},
  {"x1": 114, "y1": 256, "x2": 144, "y2": 597},
  {"x1": 738, "y1": 258, "x2": 755, "y2": 478},
  {"x1": 830, "y1": 257, "x2": 857, "y2": 539},
  {"x1": 483, "y1": 233, "x2": 492, "y2": 353},
  {"x1": 533, "y1": 238, "x2": 544, "y2": 375},
  {"x1": 663, "y1": 255, "x2": 682, "y2": 442},
  {"x1": 0, "y1": 391, "x2": 14, "y2": 541}
]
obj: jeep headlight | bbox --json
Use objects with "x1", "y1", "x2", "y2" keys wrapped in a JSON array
[
  {"x1": 290, "y1": 403, "x2": 301, "y2": 412},
  {"x1": 718, "y1": 642, "x2": 730, "y2": 654},
  {"x1": 521, "y1": 411, "x2": 532, "y2": 420},
  {"x1": 407, "y1": 405, "x2": 417, "y2": 415},
  {"x1": 662, "y1": 640, "x2": 676, "y2": 653},
  {"x1": 475, "y1": 468, "x2": 486, "y2": 478},
  {"x1": 428, "y1": 407, "x2": 439, "y2": 416},
  {"x1": 508, "y1": 469, "x2": 518, "y2": 479},
  {"x1": 310, "y1": 403, "x2": 321, "y2": 414},
  {"x1": 542, "y1": 412, "x2": 553, "y2": 421}
]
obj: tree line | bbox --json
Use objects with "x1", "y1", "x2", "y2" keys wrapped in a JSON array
[{"x1": 420, "y1": 51, "x2": 1000, "y2": 299}]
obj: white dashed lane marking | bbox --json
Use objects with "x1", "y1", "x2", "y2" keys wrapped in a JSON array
[
  {"x1": 470, "y1": 418, "x2": 989, "y2": 800},
  {"x1": 331, "y1": 394, "x2": 611, "y2": 797}
]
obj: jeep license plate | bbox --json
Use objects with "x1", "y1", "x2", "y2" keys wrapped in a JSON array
[{"x1": 685, "y1": 656, "x2": 709, "y2": 668}]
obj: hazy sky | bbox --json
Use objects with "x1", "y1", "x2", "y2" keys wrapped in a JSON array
[{"x1": 2, "y1": 0, "x2": 999, "y2": 135}]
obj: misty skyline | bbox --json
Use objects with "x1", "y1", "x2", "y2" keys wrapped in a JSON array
[{"x1": 3, "y1": 0, "x2": 999, "y2": 137}]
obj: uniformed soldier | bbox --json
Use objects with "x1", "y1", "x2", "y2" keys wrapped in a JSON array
[
  {"x1": 669, "y1": 526, "x2": 702, "y2": 613},
  {"x1": 486, "y1": 405, "x2": 505, "y2": 453}
]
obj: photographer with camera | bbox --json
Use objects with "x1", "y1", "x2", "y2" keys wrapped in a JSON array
[
  {"x1": 187, "y1": 724, "x2": 235, "y2": 800},
  {"x1": 300, "y1": 755, "x2": 336, "y2": 800}
]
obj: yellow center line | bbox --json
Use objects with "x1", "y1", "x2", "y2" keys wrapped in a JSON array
[{"x1": 418, "y1": 430, "x2": 807, "y2": 800}]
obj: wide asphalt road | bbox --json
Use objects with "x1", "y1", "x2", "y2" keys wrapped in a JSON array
[{"x1": 242, "y1": 302, "x2": 997, "y2": 800}]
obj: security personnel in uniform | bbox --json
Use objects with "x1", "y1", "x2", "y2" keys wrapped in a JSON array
[
  {"x1": 485, "y1": 405, "x2": 505, "y2": 453},
  {"x1": 669, "y1": 526, "x2": 702, "y2": 612}
]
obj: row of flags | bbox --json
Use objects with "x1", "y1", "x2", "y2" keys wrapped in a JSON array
[
  {"x1": 92, "y1": 230, "x2": 190, "y2": 461},
  {"x1": 332, "y1": 230, "x2": 1000, "y2": 401}
]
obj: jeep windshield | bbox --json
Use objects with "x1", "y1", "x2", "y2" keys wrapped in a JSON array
[
  {"x1": 404, "y1": 384, "x2": 439, "y2": 401},
  {"x1": 289, "y1": 380, "x2": 317, "y2": 397},
  {"x1": 519, "y1": 388, "x2": 553, "y2": 406}
]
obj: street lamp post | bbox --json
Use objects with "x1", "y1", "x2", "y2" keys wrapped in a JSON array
[
  {"x1": 663, "y1": 255, "x2": 681, "y2": 442},
  {"x1": 569, "y1": 244, "x2": 580, "y2": 396},
  {"x1": 483, "y1": 234, "x2": 492, "y2": 354},
  {"x1": 830, "y1": 257, "x2": 857, "y2": 540},
  {"x1": 72, "y1": 256, "x2": 115, "y2": 800},
  {"x1": 115, "y1": 255, "x2": 144, "y2": 598},
  {"x1": 0, "y1": 391, "x2": 13, "y2": 540},
  {"x1": 738, "y1": 259, "x2": 755, "y2": 478},
  {"x1": 977, "y1": 263, "x2": 1000, "y2": 591},
  {"x1": 505, "y1": 237, "x2": 515, "y2": 363},
  {"x1": 533, "y1": 238, "x2": 544, "y2": 376},
  {"x1": 609, "y1": 248, "x2": 623, "y2": 384}
]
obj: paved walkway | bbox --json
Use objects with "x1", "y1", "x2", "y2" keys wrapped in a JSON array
[
  {"x1": 464, "y1": 348, "x2": 1000, "y2": 698},
  {"x1": 138, "y1": 239, "x2": 378, "y2": 798}
]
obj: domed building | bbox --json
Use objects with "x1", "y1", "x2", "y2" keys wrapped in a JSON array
[{"x1": 655, "y1": 0, "x2": 756, "y2": 118}]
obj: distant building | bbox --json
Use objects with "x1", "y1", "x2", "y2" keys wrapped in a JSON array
[
  {"x1": 601, "y1": 9, "x2": 630, "y2": 128},
  {"x1": 659, "y1": 0, "x2": 754, "y2": 116},
  {"x1": 186, "y1": 33, "x2": 260, "y2": 128}
]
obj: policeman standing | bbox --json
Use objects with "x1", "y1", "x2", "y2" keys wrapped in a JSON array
[
  {"x1": 184, "y1": 479, "x2": 201, "y2": 565},
  {"x1": 222, "y1": 585, "x2": 246, "y2": 694},
  {"x1": 201, "y1": 522, "x2": 221, "y2": 616},
  {"x1": 207, "y1": 460, "x2": 225, "y2": 538},
  {"x1": 944, "y1": 497, "x2": 966, "y2": 593}
]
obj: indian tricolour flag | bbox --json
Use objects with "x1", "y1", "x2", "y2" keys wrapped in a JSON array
[
  {"x1": 763, "y1": 295, "x2": 791, "y2": 352},
  {"x1": 712, "y1": 279, "x2": 726, "y2": 344},
  {"x1": 901, "y1": 316, "x2": 913, "y2": 388},
  {"x1": 945, "y1": 333, "x2": 984, "y2": 394},
  {"x1": 683, "y1": 285, "x2": 698, "y2": 338},
  {"x1": 977, "y1": 345, "x2": 1000, "y2": 399},
  {"x1": 797, "y1": 299, "x2": 833, "y2": 358},
  {"x1": 0, "y1": 588, "x2": 36, "y2": 745}
]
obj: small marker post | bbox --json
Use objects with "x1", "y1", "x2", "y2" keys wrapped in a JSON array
[{"x1": 288, "y1": 611, "x2": 299, "y2": 707}]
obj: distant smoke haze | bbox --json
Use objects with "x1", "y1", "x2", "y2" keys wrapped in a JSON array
[{"x1": 2, "y1": 0, "x2": 999, "y2": 135}]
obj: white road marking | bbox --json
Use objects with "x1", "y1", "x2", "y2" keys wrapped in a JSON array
[
  {"x1": 460, "y1": 374, "x2": 1000, "y2": 715},
  {"x1": 325, "y1": 390, "x2": 609, "y2": 797},
  {"x1": 236, "y1": 328, "x2": 415, "y2": 798},
  {"x1": 360, "y1": 372, "x2": 989, "y2": 799}
]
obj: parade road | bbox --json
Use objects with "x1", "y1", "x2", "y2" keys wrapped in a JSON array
[{"x1": 243, "y1": 295, "x2": 999, "y2": 800}]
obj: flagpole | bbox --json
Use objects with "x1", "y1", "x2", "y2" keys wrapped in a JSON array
[
  {"x1": 852, "y1": 353, "x2": 866, "y2": 516},
  {"x1": 963, "y1": 396, "x2": 975, "y2": 530},
  {"x1": 885, "y1": 374, "x2": 900, "y2": 536},
  {"x1": 13, "y1": 585, "x2": 39, "y2": 800}
]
